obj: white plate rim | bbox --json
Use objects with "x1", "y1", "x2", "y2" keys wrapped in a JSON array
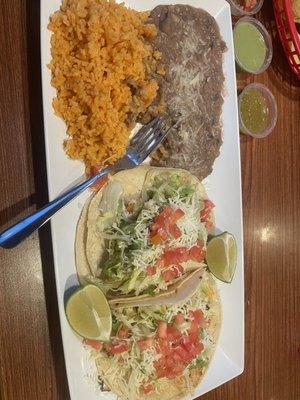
[{"x1": 40, "y1": 1, "x2": 244, "y2": 399}]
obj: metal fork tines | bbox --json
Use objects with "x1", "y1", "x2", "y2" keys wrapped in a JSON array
[{"x1": 128, "y1": 117, "x2": 171, "y2": 163}]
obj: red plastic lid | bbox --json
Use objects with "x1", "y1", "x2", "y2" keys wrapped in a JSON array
[{"x1": 273, "y1": 0, "x2": 300, "y2": 79}]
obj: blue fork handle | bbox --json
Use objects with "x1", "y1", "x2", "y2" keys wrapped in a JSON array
[{"x1": 0, "y1": 167, "x2": 111, "y2": 249}]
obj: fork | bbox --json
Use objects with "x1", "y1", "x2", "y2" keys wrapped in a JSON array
[{"x1": 0, "y1": 117, "x2": 171, "y2": 249}]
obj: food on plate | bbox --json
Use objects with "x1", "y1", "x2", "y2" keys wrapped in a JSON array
[
  {"x1": 145, "y1": 5, "x2": 226, "y2": 181},
  {"x1": 48, "y1": 2, "x2": 227, "y2": 182},
  {"x1": 238, "y1": 83, "x2": 277, "y2": 138},
  {"x1": 48, "y1": 0, "x2": 164, "y2": 168},
  {"x1": 231, "y1": 0, "x2": 259, "y2": 13},
  {"x1": 292, "y1": 0, "x2": 300, "y2": 23},
  {"x1": 239, "y1": 85, "x2": 269, "y2": 134},
  {"x1": 233, "y1": 18, "x2": 270, "y2": 74},
  {"x1": 84, "y1": 271, "x2": 221, "y2": 399},
  {"x1": 75, "y1": 166, "x2": 215, "y2": 298},
  {"x1": 206, "y1": 232, "x2": 237, "y2": 283},
  {"x1": 66, "y1": 285, "x2": 112, "y2": 341}
]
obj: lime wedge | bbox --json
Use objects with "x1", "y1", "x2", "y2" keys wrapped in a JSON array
[
  {"x1": 206, "y1": 232, "x2": 237, "y2": 283},
  {"x1": 65, "y1": 285, "x2": 112, "y2": 341}
]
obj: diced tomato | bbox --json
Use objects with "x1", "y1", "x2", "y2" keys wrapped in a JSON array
[
  {"x1": 158, "y1": 229, "x2": 168, "y2": 242},
  {"x1": 162, "y1": 265, "x2": 184, "y2": 282},
  {"x1": 189, "y1": 309, "x2": 205, "y2": 327},
  {"x1": 84, "y1": 339, "x2": 103, "y2": 350},
  {"x1": 117, "y1": 324, "x2": 129, "y2": 339},
  {"x1": 154, "y1": 354, "x2": 166, "y2": 368},
  {"x1": 174, "y1": 313, "x2": 185, "y2": 325},
  {"x1": 153, "y1": 318, "x2": 206, "y2": 381},
  {"x1": 150, "y1": 222, "x2": 160, "y2": 232},
  {"x1": 193, "y1": 309, "x2": 205, "y2": 325},
  {"x1": 200, "y1": 199, "x2": 215, "y2": 221},
  {"x1": 169, "y1": 224, "x2": 182, "y2": 239},
  {"x1": 165, "y1": 356, "x2": 184, "y2": 377},
  {"x1": 153, "y1": 214, "x2": 166, "y2": 229},
  {"x1": 172, "y1": 264, "x2": 184, "y2": 277},
  {"x1": 154, "y1": 257, "x2": 164, "y2": 269},
  {"x1": 137, "y1": 337, "x2": 154, "y2": 351},
  {"x1": 161, "y1": 268, "x2": 177, "y2": 282},
  {"x1": 160, "y1": 205, "x2": 173, "y2": 217},
  {"x1": 185, "y1": 338, "x2": 203, "y2": 359},
  {"x1": 166, "y1": 356, "x2": 176, "y2": 369},
  {"x1": 190, "y1": 343, "x2": 201, "y2": 358},
  {"x1": 150, "y1": 206, "x2": 173, "y2": 243},
  {"x1": 141, "y1": 383, "x2": 153, "y2": 394},
  {"x1": 172, "y1": 349, "x2": 183, "y2": 363},
  {"x1": 194, "y1": 341, "x2": 204, "y2": 354},
  {"x1": 154, "y1": 319, "x2": 205, "y2": 380},
  {"x1": 150, "y1": 206, "x2": 185, "y2": 244},
  {"x1": 181, "y1": 341, "x2": 195, "y2": 360},
  {"x1": 156, "y1": 339, "x2": 171, "y2": 356},
  {"x1": 150, "y1": 234, "x2": 164, "y2": 245},
  {"x1": 172, "y1": 208, "x2": 185, "y2": 222},
  {"x1": 244, "y1": 0, "x2": 254, "y2": 11},
  {"x1": 182, "y1": 336, "x2": 201, "y2": 359},
  {"x1": 156, "y1": 365, "x2": 167, "y2": 378},
  {"x1": 150, "y1": 227, "x2": 168, "y2": 245},
  {"x1": 154, "y1": 205, "x2": 173, "y2": 227},
  {"x1": 188, "y1": 332, "x2": 199, "y2": 344},
  {"x1": 157, "y1": 321, "x2": 168, "y2": 339},
  {"x1": 163, "y1": 247, "x2": 189, "y2": 266},
  {"x1": 188, "y1": 319, "x2": 199, "y2": 334},
  {"x1": 146, "y1": 265, "x2": 156, "y2": 276},
  {"x1": 165, "y1": 363, "x2": 184, "y2": 378},
  {"x1": 172, "y1": 345, "x2": 189, "y2": 363},
  {"x1": 189, "y1": 245, "x2": 204, "y2": 262},
  {"x1": 205, "y1": 199, "x2": 215, "y2": 211},
  {"x1": 167, "y1": 325, "x2": 181, "y2": 342},
  {"x1": 205, "y1": 220, "x2": 214, "y2": 230},
  {"x1": 172, "y1": 363, "x2": 184, "y2": 375},
  {"x1": 180, "y1": 346, "x2": 193, "y2": 363},
  {"x1": 107, "y1": 341, "x2": 129, "y2": 354}
]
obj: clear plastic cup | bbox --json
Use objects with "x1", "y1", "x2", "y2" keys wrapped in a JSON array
[
  {"x1": 227, "y1": 0, "x2": 264, "y2": 16},
  {"x1": 233, "y1": 17, "x2": 273, "y2": 74},
  {"x1": 238, "y1": 83, "x2": 277, "y2": 138}
]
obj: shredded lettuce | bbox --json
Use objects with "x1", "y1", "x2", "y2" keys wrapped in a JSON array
[
  {"x1": 96, "y1": 173, "x2": 207, "y2": 296},
  {"x1": 189, "y1": 357, "x2": 207, "y2": 369},
  {"x1": 146, "y1": 174, "x2": 197, "y2": 204}
]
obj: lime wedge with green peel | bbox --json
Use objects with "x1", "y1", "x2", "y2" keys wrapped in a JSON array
[
  {"x1": 65, "y1": 285, "x2": 112, "y2": 341},
  {"x1": 206, "y1": 232, "x2": 237, "y2": 283}
]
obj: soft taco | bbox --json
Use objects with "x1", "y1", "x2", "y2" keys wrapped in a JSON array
[
  {"x1": 75, "y1": 166, "x2": 215, "y2": 301},
  {"x1": 85, "y1": 271, "x2": 221, "y2": 400}
]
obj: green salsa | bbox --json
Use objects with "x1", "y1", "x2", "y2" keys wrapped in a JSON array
[
  {"x1": 234, "y1": 21, "x2": 267, "y2": 73},
  {"x1": 240, "y1": 88, "x2": 269, "y2": 134}
]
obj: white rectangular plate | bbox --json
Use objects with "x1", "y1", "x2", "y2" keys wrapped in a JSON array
[{"x1": 41, "y1": 0, "x2": 244, "y2": 399}]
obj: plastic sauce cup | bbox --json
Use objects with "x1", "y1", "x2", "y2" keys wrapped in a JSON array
[
  {"x1": 234, "y1": 17, "x2": 273, "y2": 74},
  {"x1": 238, "y1": 83, "x2": 277, "y2": 138},
  {"x1": 227, "y1": 0, "x2": 264, "y2": 16}
]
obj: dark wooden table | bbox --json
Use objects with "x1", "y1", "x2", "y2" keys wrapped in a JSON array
[{"x1": 0, "y1": 1, "x2": 299, "y2": 399}]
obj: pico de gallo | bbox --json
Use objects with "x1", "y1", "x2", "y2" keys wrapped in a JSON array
[{"x1": 84, "y1": 274, "x2": 216, "y2": 397}]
